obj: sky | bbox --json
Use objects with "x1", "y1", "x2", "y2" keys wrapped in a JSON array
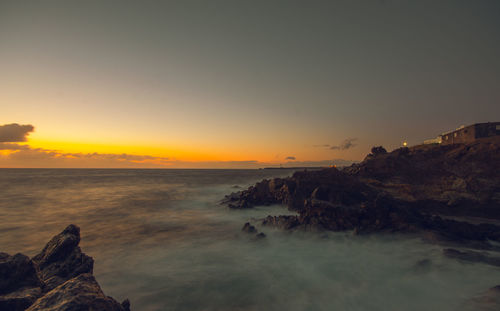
[{"x1": 1, "y1": 0, "x2": 499, "y2": 168}]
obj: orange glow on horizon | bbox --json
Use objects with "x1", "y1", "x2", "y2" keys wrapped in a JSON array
[{"x1": 25, "y1": 138, "x2": 280, "y2": 163}]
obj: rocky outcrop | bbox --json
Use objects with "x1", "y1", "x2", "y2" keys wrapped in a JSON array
[
  {"x1": 26, "y1": 274, "x2": 127, "y2": 311},
  {"x1": 345, "y1": 137, "x2": 500, "y2": 217},
  {"x1": 0, "y1": 225, "x2": 130, "y2": 311},
  {"x1": 224, "y1": 137, "x2": 500, "y2": 245},
  {"x1": 241, "y1": 222, "x2": 267, "y2": 239},
  {"x1": 0, "y1": 253, "x2": 42, "y2": 310},
  {"x1": 32, "y1": 224, "x2": 94, "y2": 291}
]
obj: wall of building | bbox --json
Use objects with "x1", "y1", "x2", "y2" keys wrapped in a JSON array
[
  {"x1": 475, "y1": 122, "x2": 500, "y2": 138},
  {"x1": 441, "y1": 125, "x2": 476, "y2": 145},
  {"x1": 441, "y1": 122, "x2": 500, "y2": 145}
]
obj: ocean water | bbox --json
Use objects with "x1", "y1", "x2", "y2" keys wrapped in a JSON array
[{"x1": 1, "y1": 168, "x2": 499, "y2": 311}]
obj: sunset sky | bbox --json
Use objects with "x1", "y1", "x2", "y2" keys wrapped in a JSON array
[{"x1": 1, "y1": 0, "x2": 499, "y2": 168}]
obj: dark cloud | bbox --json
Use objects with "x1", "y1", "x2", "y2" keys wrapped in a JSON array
[
  {"x1": 313, "y1": 144, "x2": 331, "y2": 148},
  {"x1": 330, "y1": 138, "x2": 357, "y2": 150},
  {"x1": 0, "y1": 124, "x2": 34, "y2": 142},
  {"x1": 285, "y1": 156, "x2": 296, "y2": 160},
  {"x1": 0, "y1": 143, "x2": 30, "y2": 150}
]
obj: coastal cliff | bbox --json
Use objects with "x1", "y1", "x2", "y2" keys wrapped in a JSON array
[
  {"x1": 224, "y1": 137, "x2": 500, "y2": 245},
  {"x1": 0, "y1": 225, "x2": 130, "y2": 311}
]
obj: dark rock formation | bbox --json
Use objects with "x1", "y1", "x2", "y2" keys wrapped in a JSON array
[
  {"x1": 242, "y1": 222, "x2": 267, "y2": 239},
  {"x1": 0, "y1": 253, "x2": 42, "y2": 310},
  {"x1": 345, "y1": 137, "x2": 500, "y2": 217},
  {"x1": 32, "y1": 224, "x2": 94, "y2": 291},
  {"x1": 26, "y1": 274, "x2": 126, "y2": 311},
  {"x1": 0, "y1": 225, "x2": 129, "y2": 311},
  {"x1": 368, "y1": 146, "x2": 387, "y2": 157},
  {"x1": 242, "y1": 222, "x2": 257, "y2": 233},
  {"x1": 224, "y1": 138, "x2": 500, "y2": 245}
]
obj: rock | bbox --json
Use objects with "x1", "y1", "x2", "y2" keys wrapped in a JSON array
[
  {"x1": 0, "y1": 252, "x2": 42, "y2": 310},
  {"x1": 262, "y1": 215, "x2": 300, "y2": 230},
  {"x1": 26, "y1": 273, "x2": 126, "y2": 311},
  {"x1": 32, "y1": 224, "x2": 94, "y2": 291},
  {"x1": 0, "y1": 287, "x2": 42, "y2": 311},
  {"x1": 0, "y1": 253, "x2": 41, "y2": 295},
  {"x1": 226, "y1": 138, "x2": 500, "y2": 245},
  {"x1": 121, "y1": 298, "x2": 131, "y2": 311},
  {"x1": 0, "y1": 225, "x2": 130, "y2": 310},
  {"x1": 242, "y1": 222, "x2": 257, "y2": 233}
]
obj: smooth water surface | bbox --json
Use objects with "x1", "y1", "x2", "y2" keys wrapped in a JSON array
[{"x1": 1, "y1": 169, "x2": 499, "y2": 311}]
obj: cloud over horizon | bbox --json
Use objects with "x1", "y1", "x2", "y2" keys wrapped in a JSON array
[
  {"x1": 0, "y1": 123, "x2": 357, "y2": 169},
  {"x1": 0, "y1": 124, "x2": 34, "y2": 142},
  {"x1": 330, "y1": 138, "x2": 358, "y2": 150}
]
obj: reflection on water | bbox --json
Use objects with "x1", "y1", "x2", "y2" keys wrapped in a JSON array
[{"x1": 1, "y1": 169, "x2": 499, "y2": 311}]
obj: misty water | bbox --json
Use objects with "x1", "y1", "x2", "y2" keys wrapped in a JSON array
[{"x1": 1, "y1": 169, "x2": 499, "y2": 311}]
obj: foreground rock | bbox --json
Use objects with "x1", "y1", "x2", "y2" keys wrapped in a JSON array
[
  {"x1": 0, "y1": 225, "x2": 130, "y2": 311},
  {"x1": 0, "y1": 253, "x2": 42, "y2": 310},
  {"x1": 26, "y1": 274, "x2": 127, "y2": 311},
  {"x1": 32, "y1": 224, "x2": 94, "y2": 291}
]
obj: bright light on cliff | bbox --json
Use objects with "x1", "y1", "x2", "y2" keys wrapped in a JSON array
[{"x1": 403, "y1": 141, "x2": 408, "y2": 147}]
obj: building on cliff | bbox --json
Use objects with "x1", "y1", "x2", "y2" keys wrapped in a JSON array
[{"x1": 439, "y1": 122, "x2": 500, "y2": 145}]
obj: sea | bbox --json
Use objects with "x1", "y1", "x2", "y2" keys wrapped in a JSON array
[{"x1": 1, "y1": 168, "x2": 499, "y2": 311}]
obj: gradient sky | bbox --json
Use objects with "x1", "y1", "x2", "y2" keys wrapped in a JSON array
[{"x1": 1, "y1": 0, "x2": 499, "y2": 168}]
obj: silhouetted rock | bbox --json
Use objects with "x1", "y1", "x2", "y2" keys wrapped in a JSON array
[
  {"x1": 0, "y1": 253, "x2": 42, "y2": 296},
  {"x1": 369, "y1": 146, "x2": 387, "y2": 158},
  {"x1": 26, "y1": 274, "x2": 126, "y2": 311},
  {"x1": 0, "y1": 253, "x2": 42, "y2": 311},
  {"x1": 262, "y1": 215, "x2": 300, "y2": 230},
  {"x1": 225, "y1": 138, "x2": 500, "y2": 244},
  {"x1": 0, "y1": 287, "x2": 42, "y2": 311},
  {"x1": 242, "y1": 222, "x2": 257, "y2": 233},
  {"x1": 0, "y1": 225, "x2": 130, "y2": 311},
  {"x1": 32, "y1": 224, "x2": 94, "y2": 291}
]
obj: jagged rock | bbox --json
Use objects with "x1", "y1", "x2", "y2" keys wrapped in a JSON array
[
  {"x1": 32, "y1": 224, "x2": 94, "y2": 291},
  {"x1": 26, "y1": 273, "x2": 126, "y2": 311},
  {"x1": 371, "y1": 146, "x2": 387, "y2": 156},
  {"x1": 242, "y1": 222, "x2": 257, "y2": 233},
  {"x1": 224, "y1": 179, "x2": 279, "y2": 209},
  {"x1": 121, "y1": 298, "x2": 131, "y2": 311},
  {"x1": 262, "y1": 215, "x2": 300, "y2": 230},
  {"x1": 0, "y1": 253, "x2": 42, "y2": 296},
  {"x1": 0, "y1": 253, "x2": 43, "y2": 311},
  {"x1": 226, "y1": 138, "x2": 500, "y2": 244},
  {"x1": 0, "y1": 225, "x2": 130, "y2": 311},
  {"x1": 0, "y1": 287, "x2": 42, "y2": 311}
]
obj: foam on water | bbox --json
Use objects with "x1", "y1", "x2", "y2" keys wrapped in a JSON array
[{"x1": 0, "y1": 169, "x2": 499, "y2": 310}]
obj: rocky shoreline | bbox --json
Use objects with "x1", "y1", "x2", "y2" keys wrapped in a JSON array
[
  {"x1": 225, "y1": 138, "x2": 500, "y2": 308},
  {"x1": 225, "y1": 137, "x2": 500, "y2": 256},
  {"x1": 0, "y1": 225, "x2": 130, "y2": 311}
]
